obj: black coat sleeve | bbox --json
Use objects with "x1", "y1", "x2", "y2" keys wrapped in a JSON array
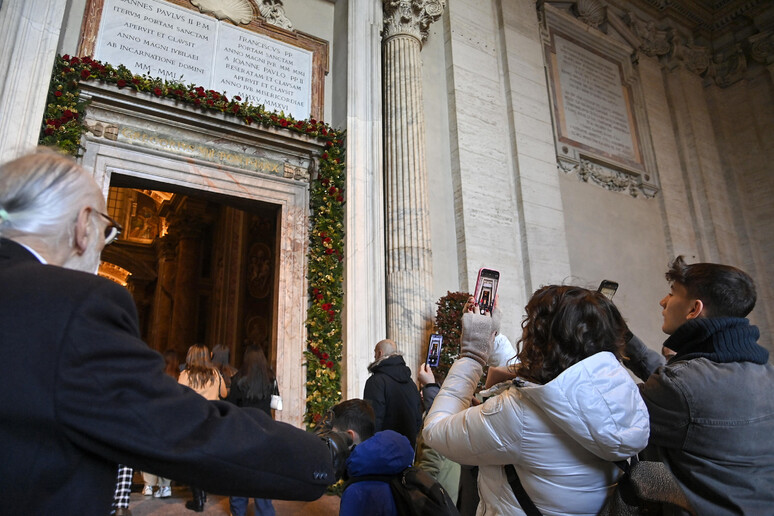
[
  {"x1": 363, "y1": 375, "x2": 386, "y2": 432},
  {"x1": 624, "y1": 334, "x2": 666, "y2": 381},
  {"x1": 55, "y1": 280, "x2": 334, "y2": 499}
]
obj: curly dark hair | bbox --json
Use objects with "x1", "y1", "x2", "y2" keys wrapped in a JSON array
[{"x1": 513, "y1": 285, "x2": 627, "y2": 385}]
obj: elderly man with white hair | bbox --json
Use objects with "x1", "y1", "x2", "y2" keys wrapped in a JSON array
[{"x1": 0, "y1": 148, "x2": 350, "y2": 515}]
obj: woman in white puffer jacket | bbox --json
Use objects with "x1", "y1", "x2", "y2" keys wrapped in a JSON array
[{"x1": 423, "y1": 285, "x2": 650, "y2": 516}]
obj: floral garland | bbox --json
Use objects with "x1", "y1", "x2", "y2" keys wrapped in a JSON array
[{"x1": 40, "y1": 54, "x2": 345, "y2": 429}]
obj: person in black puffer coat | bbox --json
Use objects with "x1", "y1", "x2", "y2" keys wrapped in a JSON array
[{"x1": 363, "y1": 339, "x2": 423, "y2": 449}]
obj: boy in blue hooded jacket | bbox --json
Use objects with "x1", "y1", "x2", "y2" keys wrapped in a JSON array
[{"x1": 330, "y1": 399, "x2": 415, "y2": 516}]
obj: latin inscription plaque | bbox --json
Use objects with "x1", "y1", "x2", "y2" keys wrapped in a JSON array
[
  {"x1": 549, "y1": 32, "x2": 643, "y2": 170},
  {"x1": 214, "y1": 24, "x2": 312, "y2": 116},
  {"x1": 93, "y1": 0, "x2": 313, "y2": 120}
]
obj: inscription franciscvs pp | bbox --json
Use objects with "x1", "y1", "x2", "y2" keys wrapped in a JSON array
[{"x1": 93, "y1": 0, "x2": 313, "y2": 120}]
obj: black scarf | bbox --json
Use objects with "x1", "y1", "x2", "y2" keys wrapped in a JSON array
[{"x1": 665, "y1": 317, "x2": 768, "y2": 364}]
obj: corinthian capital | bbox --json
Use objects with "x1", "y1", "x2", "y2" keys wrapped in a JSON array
[{"x1": 383, "y1": 0, "x2": 445, "y2": 45}]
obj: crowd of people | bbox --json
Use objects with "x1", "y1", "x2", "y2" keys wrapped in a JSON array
[{"x1": 1, "y1": 147, "x2": 773, "y2": 516}]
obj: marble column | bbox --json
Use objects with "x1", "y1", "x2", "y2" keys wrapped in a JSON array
[
  {"x1": 210, "y1": 207, "x2": 246, "y2": 363},
  {"x1": 0, "y1": 0, "x2": 68, "y2": 162},
  {"x1": 148, "y1": 236, "x2": 177, "y2": 352},
  {"x1": 167, "y1": 203, "x2": 208, "y2": 357},
  {"x1": 382, "y1": 0, "x2": 444, "y2": 373}
]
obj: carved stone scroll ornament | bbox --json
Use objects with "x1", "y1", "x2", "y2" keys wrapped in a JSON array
[
  {"x1": 558, "y1": 159, "x2": 654, "y2": 198},
  {"x1": 750, "y1": 31, "x2": 774, "y2": 65},
  {"x1": 709, "y1": 44, "x2": 747, "y2": 88},
  {"x1": 667, "y1": 35, "x2": 710, "y2": 75},
  {"x1": 190, "y1": 0, "x2": 255, "y2": 25},
  {"x1": 259, "y1": 0, "x2": 293, "y2": 31},
  {"x1": 382, "y1": 0, "x2": 445, "y2": 44},
  {"x1": 623, "y1": 11, "x2": 671, "y2": 57}
]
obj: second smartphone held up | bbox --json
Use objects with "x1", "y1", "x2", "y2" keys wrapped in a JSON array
[
  {"x1": 474, "y1": 268, "x2": 500, "y2": 314},
  {"x1": 426, "y1": 334, "x2": 443, "y2": 367},
  {"x1": 597, "y1": 280, "x2": 618, "y2": 301}
]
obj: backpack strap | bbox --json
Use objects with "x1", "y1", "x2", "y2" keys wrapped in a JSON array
[{"x1": 504, "y1": 464, "x2": 543, "y2": 516}]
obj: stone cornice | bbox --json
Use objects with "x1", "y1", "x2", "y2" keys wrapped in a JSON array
[{"x1": 382, "y1": 0, "x2": 445, "y2": 45}]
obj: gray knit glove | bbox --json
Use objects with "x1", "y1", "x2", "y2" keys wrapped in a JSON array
[{"x1": 459, "y1": 307, "x2": 502, "y2": 366}]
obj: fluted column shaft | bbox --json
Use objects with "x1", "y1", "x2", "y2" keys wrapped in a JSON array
[
  {"x1": 166, "y1": 204, "x2": 208, "y2": 357},
  {"x1": 382, "y1": 0, "x2": 444, "y2": 373},
  {"x1": 148, "y1": 236, "x2": 177, "y2": 352}
]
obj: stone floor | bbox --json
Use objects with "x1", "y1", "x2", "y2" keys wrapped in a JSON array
[{"x1": 125, "y1": 485, "x2": 339, "y2": 516}]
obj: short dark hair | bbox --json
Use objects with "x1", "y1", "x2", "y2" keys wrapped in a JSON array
[
  {"x1": 331, "y1": 399, "x2": 375, "y2": 441},
  {"x1": 514, "y1": 285, "x2": 627, "y2": 385},
  {"x1": 665, "y1": 255, "x2": 756, "y2": 318}
]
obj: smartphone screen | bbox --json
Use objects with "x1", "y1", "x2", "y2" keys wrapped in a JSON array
[
  {"x1": 426, "y1": 334, "x2": 443, "y2": 367},
  {"x1": 597, "y1": 280, "x2": 618, "y2": 300},
  {"x1": 474, "y1": 268, "x2": 500, "y2": 314}
]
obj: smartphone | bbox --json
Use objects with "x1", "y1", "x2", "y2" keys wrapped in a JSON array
[
  {"x1": 426, "y1": 334, "x2": 443, "y2": 367},
  {"x1": 597, "y1": 280, "x2": 618, "y2": 300},
  {"x1": 474, "y1": 268, "x2": 500, "y2": 314}
]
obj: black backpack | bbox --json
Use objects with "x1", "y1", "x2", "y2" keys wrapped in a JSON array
[{"x1": 346, "y1": 465, "x2": 460, "y2": 516}]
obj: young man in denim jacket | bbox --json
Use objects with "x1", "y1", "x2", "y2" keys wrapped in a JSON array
[{"x1": 624, "y1": 256, "x2": 774, "y2": 515}]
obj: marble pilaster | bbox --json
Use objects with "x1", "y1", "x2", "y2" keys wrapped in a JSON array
[
  {"x1": 343, "y1": 0, "x2": 387, "y2": 400},
  {"x1": 661, "y1": 60, "x2": 740, "y2": 265},
  {"x1": 382, "y1": 0, "x2": 444, "y2": 374},
  {"x1": 0, "y1": 0, "x2": 68, "y2": 162}
]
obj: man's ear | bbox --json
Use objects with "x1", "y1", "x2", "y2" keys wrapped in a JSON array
[
  {"x1": 73, "y1": 206, "x2": 92, "y2": 255},
  {"x1": 346, "y1": 429, "x2": 359, "y2": 444},
  {"x1": 686, "y1": 299, "x2": 705, "y2": 319}
]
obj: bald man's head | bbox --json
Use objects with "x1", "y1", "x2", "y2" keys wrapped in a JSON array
[{"x1": 374, "y1": 339, "x2": 397, "y2": 361}]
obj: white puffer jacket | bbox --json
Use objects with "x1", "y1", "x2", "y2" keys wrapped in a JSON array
[{"x1": 423, "y1": 352, "x2": 650, "y2": 516}]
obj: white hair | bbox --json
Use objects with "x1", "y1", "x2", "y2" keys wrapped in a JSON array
[{"x1": 0, "y1": 147, "x2": 100, "y2": 248}]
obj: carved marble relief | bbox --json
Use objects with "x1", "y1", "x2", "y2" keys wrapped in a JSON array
[
  {"x1": 709, "y1": 44, "x2": 748, "y2": 88},
  {"x1": 750, "y1": 31, "x2": 774, "y2": 65},
  {"x1": 573, "y1": 0, "x2": 606, "y2": 29},
  {"x1": 668, "y1": 35, "x2": 710, "y2": 75},
  {"x1": 190, "y1": 0, "x2": 256, "y2": 25},
  {"x1": 623, "y1": 12, "x2": 671, "y2": 57},
  {"x1": 558, "y1": 159, "x2": 655, "y2": 198},
  {"x1": 259, "y1": 0, "x2": 293, "y2": 30}
]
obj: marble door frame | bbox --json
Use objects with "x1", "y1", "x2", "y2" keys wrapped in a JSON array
[{"x1": 78, "y1": 83, "x2": 322, "y2": 427}]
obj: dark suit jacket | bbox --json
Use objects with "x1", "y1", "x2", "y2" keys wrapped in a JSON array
[{"x1": 0, "y1": 238, "x2": 333, "y2": 515}]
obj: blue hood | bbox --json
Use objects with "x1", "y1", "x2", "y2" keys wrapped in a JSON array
[{"x1": 346, "y1": 430, "x2": 414, "y2": 477}]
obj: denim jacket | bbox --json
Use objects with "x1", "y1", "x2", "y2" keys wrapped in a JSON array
[{"x1": 626, "y1": 320, "x2": 774, "y2": 515}]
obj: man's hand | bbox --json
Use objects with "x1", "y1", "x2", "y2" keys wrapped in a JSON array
[
  {"x1": 418, "y1": 363, "x2": 435, "y2": 387},
  {"x1": 459, "y1": 306, "x2": 502, "y2": 366},
  {"x1": 317, "y1": 429, "x2": 353, "y2": 482}
]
